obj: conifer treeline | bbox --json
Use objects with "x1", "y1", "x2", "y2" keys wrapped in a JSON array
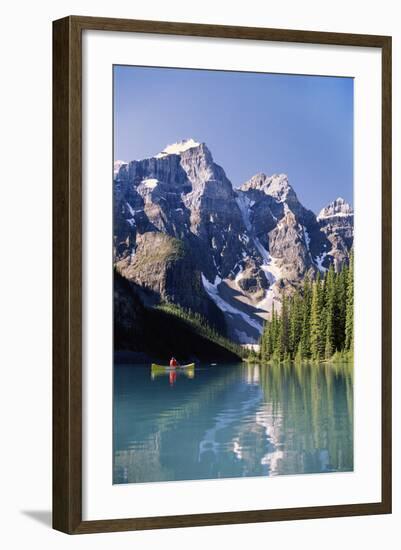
[
  {"x1": 157, "y1": 302, "x2": 245, "y2": 358},
  {"x1": 260, "y1": 251, "x2": 353, "y2": 363}
]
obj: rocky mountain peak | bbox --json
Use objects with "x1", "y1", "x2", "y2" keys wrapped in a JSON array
[
  {"x1": 264, "y1": 174, "x2": 294, "y2": 202},
  {"x1": 317, "y1": 197, "x2": 354, "y2": 272},
  {"x1": 240, "y1": 172, "x2": 297, "y2": 204},
  {"x1": 317, "y1": 197, "x2": 353, "y2": 220},
  {"x1": 240, "y1": 172, "x2": 268, "y2": 191}
]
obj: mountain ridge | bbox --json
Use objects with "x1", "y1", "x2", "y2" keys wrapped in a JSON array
[{"x1": 114, "y1": 139, "x2": 353, "y2": 343}]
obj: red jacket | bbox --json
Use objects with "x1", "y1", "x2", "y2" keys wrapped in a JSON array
[{"x1": 169, "y1": 358, "x2": 178, "y2": 367}]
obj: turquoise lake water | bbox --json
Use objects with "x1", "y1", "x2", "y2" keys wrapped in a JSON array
[{"x1": 113, "y1": 362, "x2": 353, "y2": 484}]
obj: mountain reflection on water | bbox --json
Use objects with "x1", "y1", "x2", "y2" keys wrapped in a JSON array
[{"x1": 113, "y1": 362, "x2": 353, "y2": 484}]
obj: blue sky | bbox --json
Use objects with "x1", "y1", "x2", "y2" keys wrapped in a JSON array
[{"x1": 114, "y1": 65, "x2": 353, "y2": 214}]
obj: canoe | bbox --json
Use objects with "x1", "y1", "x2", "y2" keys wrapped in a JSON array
[
  {"x1": 151, "y1": 362, "x2": 195, "y2": 370},
  {"x1": 151, "y1": 363, "x2": 195, "y2": 380}
]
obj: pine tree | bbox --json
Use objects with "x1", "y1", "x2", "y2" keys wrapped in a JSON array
[
  {"x1": 272, "y1": 305, "x2": 280, "y2": 354},
  {"x1": 334, "y1": 263, "x2": 348, "y2": 351},
  {"x1": 310, "y1": 279, "x2": 321, "y2": 361},
  {"x1": 345, "y1": 250, "x2": 354, "y2": 351},
  {"x1": 324, "y1": 265, "x2": 336, "y2": 359},
  {"x1": 289, "y1": 294, "x2": 302, "y2": 358},
  {"x1": 317, "y1": 272, "x2": 326, "y2": 358},
  {"x1": 279, "y1": 293, "x2": 290, "y2": 361},
  {"x1": 300, "y1": 277, "x2": 312, "y2": 359}
]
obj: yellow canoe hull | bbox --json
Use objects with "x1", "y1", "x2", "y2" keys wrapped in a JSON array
[
  {"x1": 151, "y1": 363, "x2": 195, "y2": 379},
  {"x1": 151, "y1": 362, "x2": 195, "y2": 370}
]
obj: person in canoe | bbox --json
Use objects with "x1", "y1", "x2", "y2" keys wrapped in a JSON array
[{"x1": 169, "y1": 357, "x2": 179, "y2": 368}]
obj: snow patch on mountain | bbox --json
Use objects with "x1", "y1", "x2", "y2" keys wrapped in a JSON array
[
  {"x1": 142, "y1": 178, "x2": 159, "y2": 189},
  {"x1": 261, "y1": 256, "x2": 282, "y2": 283},
  {"x1": 235, "y1": 194, "x2": 252, "y2": 231},
  {"x1": 201, "y1": 274, "x2": 263, "y2": 334},
  {"x1": 126, "y1": 202, "x2": 136, "y2": 216},
  {"x1": 302, "y1": 225, "x2": 315, "y2": 264},
  {"x1": 155, "y1": 138, "x2": 200, "y2": 158},
  {"x1": 125, "y1": 202, "x2": 137, "y2": 228},
  {"x1": 317, "y1": 197, "x2": 353, "y2": 221},
  {"x1": 315, "y1": 252, "x2": 328, "y2": 272},
  {"x1": 303, "y1": 226, "x2": 311, "y2": 250},
  {"x1": 318, "y1": 212, "x2": 354, "y2": 220},
  {"x1": 252, "y1": 236, "x2": 282, "y2": 287},
  {"x1": 252, "y1": 248, "x2": 282, "y2": 314},
  {"x1": 114, "y1": 160, "x2": 127, "y2": 176}
]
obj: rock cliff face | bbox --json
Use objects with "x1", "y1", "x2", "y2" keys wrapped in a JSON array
[
  {"x1": 114, "y1": 139, "x2": 353, "y2": 343},
  {"x1": 116, "y1": 231, "x2": 224, "y2": 326},
  {"x1": 317, "y1": 197, "x2": 354, "y2": 271}
]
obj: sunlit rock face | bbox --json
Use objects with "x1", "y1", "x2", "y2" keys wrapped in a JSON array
[
  {"x1": 114, "y1": 140, "x2": 353, "y2": 343},
  {"x1": 317, "y1": 197, "x2": 354, "y2": 271}
]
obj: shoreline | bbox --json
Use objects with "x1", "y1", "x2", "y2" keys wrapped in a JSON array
[{"x1": 244, "y1": 356, "x2": 353, "y2": 367}]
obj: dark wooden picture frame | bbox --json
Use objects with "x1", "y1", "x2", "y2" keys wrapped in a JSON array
[{"x1": 53, "y1": 15, "x2": 392, "y2": 534}]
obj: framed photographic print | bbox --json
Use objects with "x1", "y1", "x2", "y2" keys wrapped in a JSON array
[{"x1": 53, "y1": 16, "x2": 392, "y2": 534}]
